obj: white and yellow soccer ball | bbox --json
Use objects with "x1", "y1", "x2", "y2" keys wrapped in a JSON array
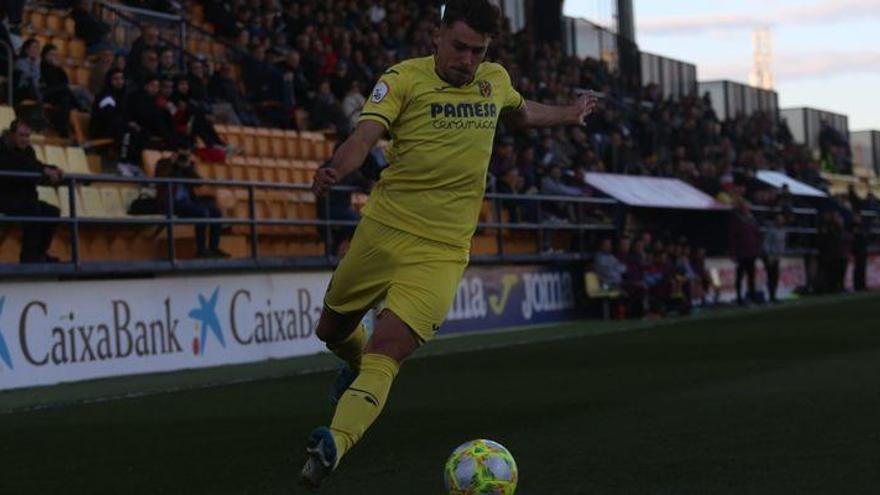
[{"x1": 444, "y1": 439, "x2": 518, "y2": 495}]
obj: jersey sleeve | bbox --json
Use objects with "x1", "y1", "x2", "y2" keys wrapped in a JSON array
[
  {"x1": 359, "y1": 67, "x2": 408, "y2": 130},
  {"x1": 498, "y1": 66, "x2": 525, "y2": 111}
]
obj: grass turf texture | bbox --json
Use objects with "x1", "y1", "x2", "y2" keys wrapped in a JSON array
[{"x1": 2, "y1": 293, "x2": 880, "y2": 494}]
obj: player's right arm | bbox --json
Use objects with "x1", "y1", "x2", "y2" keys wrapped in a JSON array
[
  {"x1": 312, "y1": 66, "x2": 407, "y2": 197},
  {"x1": 312, "y1": 120, "x2": 386, "y2": 196}
]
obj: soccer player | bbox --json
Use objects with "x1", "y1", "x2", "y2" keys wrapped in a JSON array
[{"x1": 300, "y1": 0, "x2": 597, "y2": 486}]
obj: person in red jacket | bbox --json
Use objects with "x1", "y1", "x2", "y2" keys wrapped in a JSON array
[{"x1": 728, "y1": 200, "x2": 763, "y2": 305}]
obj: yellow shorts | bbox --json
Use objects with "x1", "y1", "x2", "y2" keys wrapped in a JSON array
[{"x1": 324, "y1": 216, "x2": 469, "y2": 343}]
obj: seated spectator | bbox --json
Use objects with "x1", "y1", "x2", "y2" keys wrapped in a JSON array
[
  {"x1": 91, "y1": 68, "x2": 144, "y2": 169},
  {"x1": 72, "y1": 0, "x2": 111, "y2": 54},
  {"x1": 309, "y1": 79, "x2": 347, "y2": 133},
  {"x1": 0, "y1": 11, "x2": 13, "y2": 78},
  {"x1": 315, "y1": 149, "x2": 375, "y2": 258},
  {"x1": 40, "y1": 44, "x2": 76, "y2": 138},
  {"x1": 127, "y1": 75, "x2": 176, "y2": 150},
  {"x1": 171, "y1": 76, "x2": 226, "y2": 150},
  {"x1": 127, "y1": 24, "x2": 164, "y2": 80},
  {"x1": 130, "y1": 48, "x2": 160, "y2": 88},
  {"x1": 157, "y1": 47, "x2": 180, "y2": 80},
  {"x1": 0, "y1": 120, "x2": 64, "y2": 263},
  {"x1": 155, "y1": 147, "x2": 228, "y2": 258},
  {"x1": 594, "y1": 238, "x2": 627, "y2": 289},
  {"x1": 494, "y1": 167, "x2": 536, "y2": 223},
  {"x1": 208, "y1": 63, "x2": 259, "y2": 126},
  {"x1": 340, "y1": 80, "x2": 365, "y2": 132},
  {"x1": 540, "y1": 164, "x2": 582, "y2": 222},
  {"x1": 88, "y1": 48, "x2": 115, "y2": 97},
  {"x1": 13, "y1": 38, "x2": 41, "y2": 103}
]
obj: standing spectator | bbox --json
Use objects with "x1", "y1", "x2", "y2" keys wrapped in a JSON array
[
  {"x1": 39, "y1": 44, "x2": 76, "y2": 138},
  {"x1": 0, "y1": 120, "x2": 64, "y2": 263},
  {"x1": 762, "y1": 213, "x2": 787, "y2": 303},
  {"x1": 729, "y1": 200, "x2": 763, "y2": 305},
  {"x1": 155, "y1": 147, "x2": 228, "y2": 258},
  {"x1": 851, "y1": 213, "x2": 868, "y2": 292},
  {"x1": 72, "y1": 0, "x2": 111, "y2": 53}
]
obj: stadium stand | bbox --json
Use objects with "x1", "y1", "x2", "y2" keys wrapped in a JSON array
[{"x1": 0, "y1": 0, "x2": 877, "y2": 309}]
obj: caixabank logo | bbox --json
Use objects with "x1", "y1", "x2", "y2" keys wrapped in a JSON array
[{"x1": 188, "y1": 287, "x2": 226, "y2": 356}]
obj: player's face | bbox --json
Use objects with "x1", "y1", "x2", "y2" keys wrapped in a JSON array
[{"x1": 434, "y1": 20, "x2": 489, "y2": 87}]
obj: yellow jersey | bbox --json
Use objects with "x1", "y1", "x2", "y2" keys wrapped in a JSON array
[{"x1": 358, "y1": 55, "x2": 525, "y2": 249}]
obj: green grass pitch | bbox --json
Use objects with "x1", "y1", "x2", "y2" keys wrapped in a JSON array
[{"x1": 2, "y1": 293, "x2": 880, "y2": 494}]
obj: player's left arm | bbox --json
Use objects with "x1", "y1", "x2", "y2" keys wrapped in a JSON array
[{"x1": 508, "y1": 93, "x2": 599, "y2": 128}]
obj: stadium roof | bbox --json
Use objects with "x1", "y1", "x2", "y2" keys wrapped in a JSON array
[
  {"x1": 755, "y1": 170, "x2": 828, "y2": 198},
  {"x1": 584, "y1": 173, "x2": 729, "y2": 210}
]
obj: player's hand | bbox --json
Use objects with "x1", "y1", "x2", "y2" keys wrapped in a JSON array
[
  {"x1": 573, "y1": 91, "x2": 598, "y2": 125},
  {"x1": 312, "y1": 167, "x2": 339, "y2": 196}
]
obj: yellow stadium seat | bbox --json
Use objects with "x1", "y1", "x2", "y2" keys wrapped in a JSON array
[
  {"x1": 50, "y1": 37, "x2": 68, "y2": 58},
  {"x1": 99, "y1": 188, "x2": 127, "y2": 217},
  {"x1": 46, "y1": 13, "x2": 62, "y2": 34},
  {"x1": 245, "y1": 157, "x2": 261, "y2": 181},
  {"x1": 43, "y1": 145, "x2": 69, "y2": 171},
  {"x1": 64, "y1": 17, "x2": 76, "y2": 37},
  {"x1": 29, "y1": 11, "x2": 46, "y2": 32},
  {"x1": 65, "y1": 147, "x2": 91, "y2": 174},
  {"x1": 255, "y1": 128, "x2": 272, "y2": 157},
  {"x1": 68, "y1": 40, "x2": 86, "y2": 63},
  {"x1": 56, "y1": 186, "x2": 81, "y2": 217},
  {"x1": 270, "y1": 129, "x2": 286, "y2": 158},
  {"x1": 37, "y1": 186, "x2": 60, "y2": 209},
  {"x1": 119, "y1": 188, "x2": 140, "y2": 214},
  {"x1": 33, "y1": 144, "x2": 46, "y2": 163},
  {"x1": 0, "y1": 106, "x2": 16, "y2": 130},
  {"x1": 141, "y1": 150, "x2": 170, "y2": 177},
  {"x1": 80, "y1": 187, "x2": 106, "y2": 217},
  {"x1": 283, "y1": 130, "x2": 300, "y2": 158}
]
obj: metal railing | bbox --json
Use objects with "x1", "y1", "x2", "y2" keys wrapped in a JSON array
[
  {"x1": 0, "y1": 171, "x2": 623, "y2": 275},
  {"x1": 95, "y1": 1, "x2": 188, "y2": 70}
]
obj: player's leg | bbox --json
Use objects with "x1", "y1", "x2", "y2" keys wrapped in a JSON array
[
  {"x1": 317, "y1": 217, "x2": 396, "y2": 373},
  {"x1": 326, "y1": 244, "x2": 468, "y2": 465},
  {"x1": 301, "y1": 226, "x2": 466, "y2": 487}
]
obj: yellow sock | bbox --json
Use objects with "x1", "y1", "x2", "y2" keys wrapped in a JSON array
[
  {"x1": 329, "y1": 353, "x2": 400, "y2": 462},
  {"x1": 326, "y1": 323, "x2": 367, "y2": 371}
]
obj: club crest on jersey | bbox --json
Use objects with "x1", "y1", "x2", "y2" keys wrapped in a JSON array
[
  {"x1": 371, "y1": 81, "x2": 390, "y2": 103},
  {"x1": 478, "y1": 80, "x2": 492, "y2": 98}
]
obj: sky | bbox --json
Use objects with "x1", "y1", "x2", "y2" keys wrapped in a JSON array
[{"x1": 563, "y1": 0, "x2": 880, "y2": 131}]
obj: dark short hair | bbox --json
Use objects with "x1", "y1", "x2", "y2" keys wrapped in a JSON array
[{"x1": 442, "y1": 0, "x2": 501, "y2": 37}]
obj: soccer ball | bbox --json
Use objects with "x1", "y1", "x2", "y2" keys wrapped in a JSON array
[{"x1": 444, "y1": 439, "x2": 518, "y2": 495}]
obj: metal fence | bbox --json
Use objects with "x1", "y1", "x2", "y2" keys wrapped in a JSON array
[
  {"x1": 0, "y1": 171, "x2": 621, "y2": 275},
  {"x1": 95, "y1": 1, "x2": 188, "y2": 69}
]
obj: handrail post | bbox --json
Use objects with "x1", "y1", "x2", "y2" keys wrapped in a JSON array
[
  {"x1": 68, "y1": 178, "x2": 80, "y2": 269},
  {"x1": 248, "y1": 185, "x2": 258, "y2": 260},
  {"x1": 491, "y1": 192, "x2": 504, "y2": 261},
  {"x1": 165, "y1": 179, "x2": 176, "y2": 264},
  {"x1": 323, "y1": 189, "x2": 333, "y2": 258},
  {"x1": 536, "y1": 196, "x2": 544, "y2": 254}
]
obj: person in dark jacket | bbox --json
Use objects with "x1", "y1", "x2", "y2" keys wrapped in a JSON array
[
  {"x1": 72, "y1": 0, "x2": 111, "y2": 53},
  {"x1": 154, "y1": 148, "x2": 227, "y2": 258},
  {"x1": 0, "y1": 120, "x2": 64, "y2": 262},
  {"x1": 127, "y1": 75, "x2": 176, "y2": 149},
  {"x1": 729, "y1": 200, "x2": 763, "y2": 305},
  {"x1": 40, "y1": 44, "x2": 76, "y2": 137},
  {"x1": 851, "y1": 213, "x2": 868, "y2": 291},
  {"x1": 91, "y1": 68, "x2": 145, "y2": 165}
]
